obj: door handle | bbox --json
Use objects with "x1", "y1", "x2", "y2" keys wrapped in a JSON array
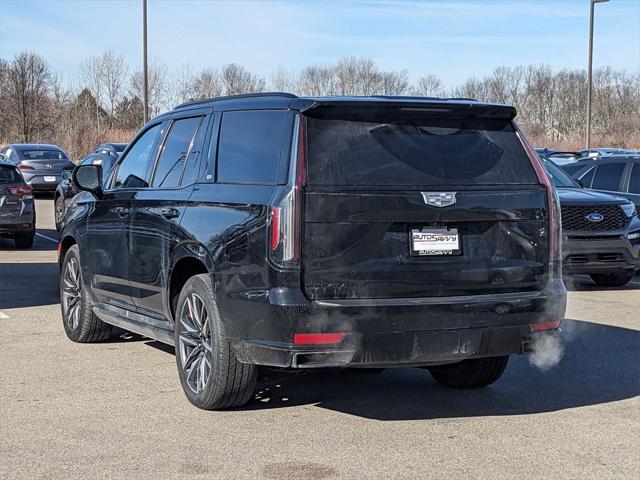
[
  {"x1": 159, "y1": 207, "x2": 180, "y2": 219},
  {"x1": 115, "y1": 207, "x2": 130, "y2": 218}
]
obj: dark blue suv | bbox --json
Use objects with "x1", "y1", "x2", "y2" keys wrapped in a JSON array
[{"x1": 59, "y1": 93, "x2": 566, "y2": 410}]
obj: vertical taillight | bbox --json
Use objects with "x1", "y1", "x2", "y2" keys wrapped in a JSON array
[
  {"x1": 516, "y1": 129, "x2": 562, "y2": 276},
  {"x1": 269, "y1": 115, "x2": 306, "y2": 266}
]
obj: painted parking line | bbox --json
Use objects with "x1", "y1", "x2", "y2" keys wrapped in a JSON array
[
  {"x1": 36, "y1": 232, "x2": 58, "y2": 244},
  {"x1": 0, "y1": 312, "x2": 9, "y2": 319}
]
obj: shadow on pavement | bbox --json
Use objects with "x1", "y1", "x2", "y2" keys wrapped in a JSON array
[
  {"x1": 237, "y1": 319, "x2": 640, "y2": 420},
  {"x1": 0, "y1": 261, "x2": 59, "y2": 308},
  {"x1": 564, "y1": 274, "x2": 640, "y2": 292}
]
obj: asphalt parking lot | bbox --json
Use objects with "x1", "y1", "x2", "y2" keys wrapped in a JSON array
[{"x1": 1, "y1": 198, "x2": 639, "y2": 480}]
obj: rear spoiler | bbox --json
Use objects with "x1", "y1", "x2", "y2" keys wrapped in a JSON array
[{"x1": 291, "y1": 98, "x2": 517, "y2": 120}]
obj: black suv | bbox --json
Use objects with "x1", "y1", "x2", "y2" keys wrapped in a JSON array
[
  {"x1": 59, "y1": 94, "x2": 566, "y2": 410},
  {"x1": 542, "y1": 159, "x2": 640, "y2": 286}
]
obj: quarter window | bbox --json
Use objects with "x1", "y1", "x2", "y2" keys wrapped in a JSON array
[
  {"x1": 113, "y1": 124, "x2": 162, "y2": 189},
  {"x1": 151, "y1": 117, "x2": 202, "y2": 188},
  {"x1": 217, "y1": 110, "x2": 287, "y2": 184},
  {"x1": 591, "y1": 163, "x2": 625, "y2": 191}
]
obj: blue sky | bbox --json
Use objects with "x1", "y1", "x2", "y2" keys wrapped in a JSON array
[{"x1": 1, "y1": 0, "x2": 638, "y2": 86}]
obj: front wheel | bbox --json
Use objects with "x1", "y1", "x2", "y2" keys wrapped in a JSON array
[
  {"x1": 60, "y1": 245, "x2": 112, "y2": 342},
  {"x1": 175, "y1": 274, "x2": 257, "y2": 410},
  {"x1": 590, "y1": 273, "x2": 633, "y2": 287},
  {"x1": 428, "y1": 356, "x2": 509, "y2": 388}
]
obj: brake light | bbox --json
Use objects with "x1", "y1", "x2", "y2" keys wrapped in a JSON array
[
  {"x1": 269, "y1": 116, "x2": 306, "y2": 265},
  {"x1": 9, "y1": 185, "x2": 33, "y2": 199},
  {"x1": 293, "y1": 333, "x2": 346, "y2": 345},
  {"x1": 17, "y1": 165, "x2": 34, "y2": 171},
  {"x1": 531, "y1": 321, "x2": 561, "y2": 332},
  {"x1": 516, "y1": 130, "x2": 561, "y2": 270}
]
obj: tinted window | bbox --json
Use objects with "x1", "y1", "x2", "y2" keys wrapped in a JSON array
[
  {"x1": 114, "y1": 124, "x2": 162, "y2": 188},
  {"x1": 629, "y1": 164, "x2": 640, "y2": 194},
  {"x1": 561, "y1": 163, "x2": 587, "y2": 177},
  {"x1": 217, "y1": 110, "x2": 287, "y2": 184},
  {"x1": 114, "y1": 144, "x2": 127, "y2": 153},
  {"x1": 152, "y1": 117, "x2": 202, "y2": 187},
  {"x1": 19, "y1": 149, "x2": 68, "y2": 160},
  {"x1": 306, "y1": 113, "x2": 536, "y2": 186},
  {"x1": 0, "y1": 165, "x2": 21, "y2": 183},
  {"x1": 181, "y1": 117, "x2": 209, "y2": 186},
  {"x1": 542, "y1": 159, "x2": 577, "y2": 188},
  {"x1": 579, "y1": 167, "x2": 595, "y2": 188},
  {"x1": 591, "y1": 163, "x2": 625, "y2": 191}
]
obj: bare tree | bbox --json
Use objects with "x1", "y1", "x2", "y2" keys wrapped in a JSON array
[
  {"x1": 298, "y1": 64, "x2": 337, "y2": 96},
  {"x1": 130, "y1": 60, "x2": 168, "y2": 118},
  {"x1": 415, "y1": 74, "x2": 444, "y2": 97},
  {"x1": 271, "y1": 66, "x2": 296, "y2": 93},
  {"x1": 192, "y1": 68, "x2": 222, "y2": 100},
  {"x1": 220, "y1": 63, "x2": 265, "y2": 95},
  {"x1": 7, "y1": 52, "x2": 52, "y2": 141},
  {"x1": 102, "y1": 50, "x2": 129, "y2": 123}
]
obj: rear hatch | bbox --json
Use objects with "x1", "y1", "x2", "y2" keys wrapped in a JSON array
[{"x1": 301, "y1": 104, "x2": 550, "y2": 300}]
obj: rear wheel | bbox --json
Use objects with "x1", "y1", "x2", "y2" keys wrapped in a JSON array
[
  {"x1": 175, "y1": 274, "x2": 257, "y2": 410},
  {"x1": 590, "y1": 273, "x2": 633, "y2": 287},
  {"x1": 428, "y1": 356, "x2": 509, "y2": 388},
  {"x1": 60, "y1": 245, "x2": 112, "y2": 342},
  {"x1": 14, "y1": 233, "x2": 34, "y2": 249},
  {"x1": 54, "y1": 195, "x2": 64, "y2": 231}
]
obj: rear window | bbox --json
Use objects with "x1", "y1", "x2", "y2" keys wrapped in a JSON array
[
  {"x1": 19, "y1": 149, "x2": 68, "y2": 160},
  {"x1": 0, "y1": 165, "x2": 21, "y2": 183},
  {"x1": 305, "y1": 113, "x2": 537, "y2": 187}
]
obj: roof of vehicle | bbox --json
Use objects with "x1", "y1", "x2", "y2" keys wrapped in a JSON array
[
  {"x1": 98, "y1": 143, "x2": 128, "y2": 149},
  {"x1": 171, "y1": 92, "x2": 517, "y2": 118},
  {"x1": 5, "y1": 143, "x2": 66, "y2": 151}
]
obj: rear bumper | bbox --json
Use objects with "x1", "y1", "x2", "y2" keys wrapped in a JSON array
[
  {"x1": 225, "y1": 280, "x2": 566, "y2": 368},
  {"x1": 0, "y1": 212, "x2": 35, "y2": 237},
  {"x1": 23, "y1": 174, "x2": 61, "y2": 190},
  {"x1": 563, "y1": 235, "x2": 640, "y2": 274}
]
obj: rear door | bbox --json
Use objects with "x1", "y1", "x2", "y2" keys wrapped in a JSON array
[
  {"x1": 590, "y1": 162, "x2": 627, "y2": 194},
  {"x1": 128, "y1": 110, "x2": 210, "y2": 317},
  {"x1": 301, "y1": 107, "x2": 549, "y2": 300}
]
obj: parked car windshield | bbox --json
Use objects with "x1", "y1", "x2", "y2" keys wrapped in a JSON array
[
  {"x1": 19, "y1": 149, "x2": 68, "y2": 160},
  {"x1": 542, "y1": 159, "x2": 579, "y2": 188},
  {"x1": 0, "y1": 164, "x2": 21, "y2": 183},
  {"x1": 306, "y1": 112, "x2": 537, "y2": 186}
]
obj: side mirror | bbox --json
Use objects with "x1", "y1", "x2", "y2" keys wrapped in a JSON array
[{"x1": 73, "y1": 164, "x2": 103, "y2": 198}]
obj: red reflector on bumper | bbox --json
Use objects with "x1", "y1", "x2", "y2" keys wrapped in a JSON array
[
  {"x1": 531, "y1": 321, "x2": 561, "y2": 332},
  {"x1": 293, "y1": 333, "x2": 346, "y2": 345}
]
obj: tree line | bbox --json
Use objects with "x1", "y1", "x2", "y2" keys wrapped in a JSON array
[{"x1": 1, "y1": 51, "x2": 638, "y2": 161}]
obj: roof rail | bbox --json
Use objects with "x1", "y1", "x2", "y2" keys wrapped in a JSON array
[
  {"x1": 370, "y1": 95, "x2": 479, "y2": 102},
  {"x1": 174, "y1": 92, "x2": 298, "y2": 109}
]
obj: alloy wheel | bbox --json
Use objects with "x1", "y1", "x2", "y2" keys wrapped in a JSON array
[
  {"x1": 178, "y1": 293, "x2": 212, "y2": 393},
  {"x1": 62, "y1": 257, "x2": 82, "y2": 330},
  {"x1": 55, "y1": 198, "x2": 64, "y2": 225}
]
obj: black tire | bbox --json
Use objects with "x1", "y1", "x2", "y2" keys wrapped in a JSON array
[
  {"x1": 14, "y1": 233, "x2": 34, "y2": 249},
  {"x1": 54, "y1": 195, "x2": 64, "y2": 231},
  {"x1": 175, "y1": 274, "x2": 257, "y2": 410},
  {"x1": 590, "y1": 273, "x2": 633, "y2": 287},
  {"x1": 60, "y1": 244, "x2": 112, "y2": 343},
  {"x1": 428, "y1": 356, "x2": 509, "y2": 388}
]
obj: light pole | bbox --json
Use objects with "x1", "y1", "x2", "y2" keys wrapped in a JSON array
[
  {"x1": 143, "y1": 0, "x2": 149, "y2": 124},
  {"x1": 586, "y1": 0, "x2": 609, "y2": 149}
]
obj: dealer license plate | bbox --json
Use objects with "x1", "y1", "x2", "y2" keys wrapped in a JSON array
[{"x1": 44, "y1": 176, "x2": 57, "y2": 182}]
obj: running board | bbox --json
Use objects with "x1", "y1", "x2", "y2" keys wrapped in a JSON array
[{"x1": 93, "y1": 306, "x2": 174, "y2": 345}]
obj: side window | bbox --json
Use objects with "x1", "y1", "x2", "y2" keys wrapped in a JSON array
[
  {"x1": 151, "y1": 116, "x2": 202, "y2": 188},
  {"x1": 217, "y1": 110, "x2": 287, "y2": 184},
  {"x1": 629, "y1": 164, "x2": 640, "y2": 194},
  {"x1": 113, "y1": 123, "x2": 162, "y2": 188},
  {"x1": 591, "y1": 163, "x2": 625, "y2": 191},
  {"x1": 181, "y1": 116, "x2": 209, "y2": 186},
  {"x1": 579, "y1": 166, "x2": 595, "y2": 188}
]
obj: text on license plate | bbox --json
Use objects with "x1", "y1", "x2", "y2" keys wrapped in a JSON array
[
  {"x1": 411, "y1": 228, "x2": 460, "y2": 256},
  {"x1": 44, "y1": 176, "x2": 57, "y2": 182}
]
